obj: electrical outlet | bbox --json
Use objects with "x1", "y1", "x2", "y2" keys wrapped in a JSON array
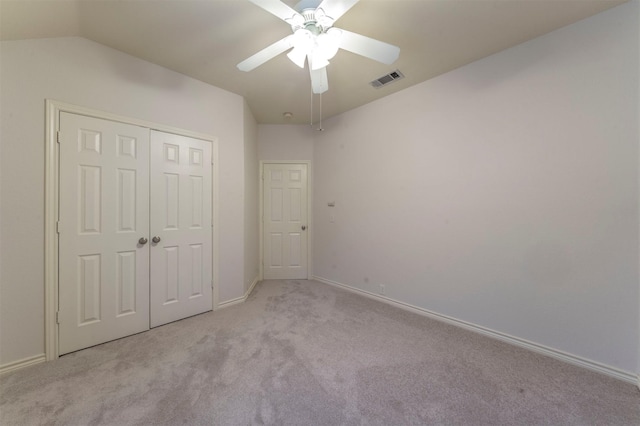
[{"x1": 379, "y1": 284, "x2": 385, "y2": 295}]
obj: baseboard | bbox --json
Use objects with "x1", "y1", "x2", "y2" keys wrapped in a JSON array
[
  {"x1": 216, "y1": 277, "x2": 260, "y2": 310},
  {"x1": 313, "y1": 275, "x2": 637, "y2": 385},
  {"x1": 216, "y1": 296, "x2": 245, "y2": 309},
  {"x1": 0, "y1": 354, "x2": 46, "y2": 376},
  {"x1": 246, "y1": 276, "x2": 260, "y2": 299}
]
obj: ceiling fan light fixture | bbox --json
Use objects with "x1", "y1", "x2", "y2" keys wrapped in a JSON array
[
  {"x1": 292, "y1": 28, "x2": 313, "y2": 49},
  {"x1": 287, "y1": 46, "x2": 308, "y2": 68},
  {"x1": 310, "y1": 54, "x2": 330, "y2": 70},
  {"x1": 288, "y1": 28, "x2": 314, "y2": 67},
  {"x1": 316, "y1": 28, "x2": 342, "y2": 60}
]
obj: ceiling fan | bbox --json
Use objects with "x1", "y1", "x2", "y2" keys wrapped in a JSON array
[{"x1": 237, "y1": 0, "x2": 400, "y2": 94}]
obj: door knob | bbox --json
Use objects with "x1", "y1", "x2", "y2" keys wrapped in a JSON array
[
  {"x1": 152, "y1": 236, "x2": 161, "y2": 244},
  {"x1": 301, "y1": 226, "x2": 307, "y2": 231},
  {"x1": 138, "y1": 237, "x2": 148, "y2": 245}
]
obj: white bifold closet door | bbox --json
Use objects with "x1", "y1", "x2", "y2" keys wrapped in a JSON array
[{"x1": 58, "y1": 113, "x2": 212, "y2": 355}]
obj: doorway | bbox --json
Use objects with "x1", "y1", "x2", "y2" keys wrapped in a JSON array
[{"x1": 261, "y1": 162, "x2": 311, "y2": 280}]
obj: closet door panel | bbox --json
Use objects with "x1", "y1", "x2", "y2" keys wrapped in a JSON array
[
  {"x1": 58, "y1": 112, "x2": 150, "y2": 355},
  {"x1": 149, "y1": 131, "x2": 212, "y2": 327}
]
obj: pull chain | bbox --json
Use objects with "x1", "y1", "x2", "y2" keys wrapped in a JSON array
[
  {"x1": 318, "y1": 91, "x2": 323, "y2": 131},
  {"x1": 310, "y1": 82, "x2": 324, "y2": 131},
  {"x1": 310, "y1": 83, "x2": 314, "y2": 129}
]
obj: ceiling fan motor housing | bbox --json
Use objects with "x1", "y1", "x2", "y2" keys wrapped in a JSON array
[
  {"x1": 303, "y1": 11, "x2": 321, "y2": 35},
  {"x1": 290, "y1": 9, "x2": 333, "y2": 35}
]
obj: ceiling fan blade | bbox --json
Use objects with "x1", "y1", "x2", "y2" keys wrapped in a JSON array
[
  {"x1": 237, "y1": 35, "x2": 293, "y2": 72},
  {"x1": 317, "y1": 0, "x2": 359, "y2": 22},
  {"x1": 309, "y1": 66, "x2": 328, "y2": 94},
  {"x1": 338, "y1": 29, "x2": 400, "y2": 65},
  {"x1": 249, "y1": 0, "x2": 301, "y2": 22}
]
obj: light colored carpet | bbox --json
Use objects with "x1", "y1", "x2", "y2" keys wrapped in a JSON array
[{"x1": 1, "y1": 279, "x2": 638, "y2": 425}]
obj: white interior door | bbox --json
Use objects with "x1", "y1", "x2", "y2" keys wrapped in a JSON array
[
  {"x1": 58, "y1": 112, "x2": 150, "y2": 355},
  {"x1": 263, "y1": 163, "x2": 308, "y2": 279},
  {"x1": 149, "y1": 130, "x2": 213, "y2": 327}
]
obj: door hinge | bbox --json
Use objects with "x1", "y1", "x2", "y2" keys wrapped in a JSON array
[
  {"x1": 211, "y1": 280, "x2": 214, "y2": 289},
  {"x1": 56, "y1": 131, "x2": 61, "y2": 144},
  {"x1": 56, "y1": 311, "x2": 60, "y2": 324},
  {"x1": 56, "y1": 221, "x2": 61, "y2": 234}
]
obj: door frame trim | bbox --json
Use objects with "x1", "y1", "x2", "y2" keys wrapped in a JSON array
[
  {"x1": 45, "y1": 99, "x2": 219, "y2": 360},
  {"x1": 259, "y1": 161, "x2": 313, "y2": 281}
]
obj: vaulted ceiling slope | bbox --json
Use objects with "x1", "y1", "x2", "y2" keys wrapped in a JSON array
[{"x1": 0, "y1": 0, "x2": 627, "y2": 124}]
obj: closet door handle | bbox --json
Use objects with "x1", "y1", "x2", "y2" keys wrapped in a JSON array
[
  {"x1": 138, "y1": 237, "x2": 148, "y2": 245},
  {"x1": 152, "y1": 236, "x2": 161, "y2": 244}
]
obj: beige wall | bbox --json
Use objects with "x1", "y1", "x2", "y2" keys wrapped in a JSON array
[
  {"x1": 312, "y1": 1, "x2": 639, "y2": 374},
  {"x1": 0, "y1": 37, "x2": 248, "y2": 366},
  {"x1": 258, "y1": 124, "x2": 315, "y2": 162}
]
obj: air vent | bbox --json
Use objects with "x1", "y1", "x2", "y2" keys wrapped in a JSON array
[{"x1": 370, "y1": 70, "x2": 405, "y2": 88}]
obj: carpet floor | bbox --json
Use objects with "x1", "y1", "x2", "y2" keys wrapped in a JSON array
[{"x1": 1, "y1": 279, "x2": 639, "y2": 425}]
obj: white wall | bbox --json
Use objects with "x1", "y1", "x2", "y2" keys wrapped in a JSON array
[
  {"x1": 258, "y1": 124, "x2": 315, "y2": 162},
  {"x1": 0, "y1": 37, "x2": 247, "y2": 366},
  {"x1": 313, "y1": 1, "x2": 639, "y2": 374},
  {"x1": 243, "y1": 101, "x2": 259, "y2": 293}
]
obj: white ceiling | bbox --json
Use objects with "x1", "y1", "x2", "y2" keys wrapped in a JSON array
[{"x1": 0, "y1": 0, "x2": 627, "y2": 124}]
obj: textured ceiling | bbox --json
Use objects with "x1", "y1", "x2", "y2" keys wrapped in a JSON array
[{"x1": 0, "y1": 0, "x2": 628, "y2": 124}]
